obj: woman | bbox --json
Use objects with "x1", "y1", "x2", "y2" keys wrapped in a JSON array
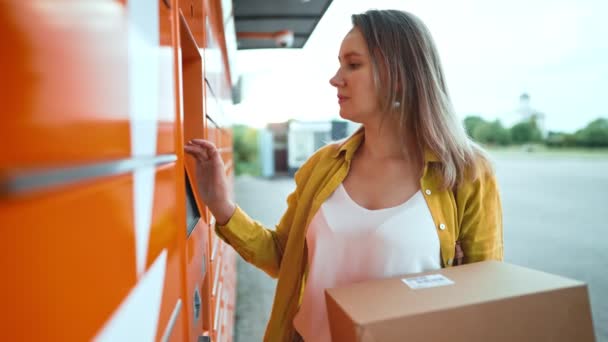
[{"x1": 185, "y1": 9, "x2": 503, "y2": 342}]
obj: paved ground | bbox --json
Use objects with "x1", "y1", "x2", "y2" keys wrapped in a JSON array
[{"x1": 232, "y1": 153, "x2": 608, "y2": 342}]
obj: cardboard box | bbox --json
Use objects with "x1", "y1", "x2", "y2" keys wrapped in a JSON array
[{"x1": 325, "y1": 261, "x2": 595, "y2": 342}]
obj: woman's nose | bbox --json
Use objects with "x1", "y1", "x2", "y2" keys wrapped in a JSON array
[{"x1": 329, "y1": 71, "x2": 344, "y2": 88}]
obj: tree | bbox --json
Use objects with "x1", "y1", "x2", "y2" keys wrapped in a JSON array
[
  {"x1": 232, "y1": 124, "x2": 260, "y2": 176},
  {"x1": 473, "y1": 120, "x2": 511, "y2": 146},
  {"x1": 510, "y1": 119, "x2": 542, "y2": 144},
  {"x1": 463, "y1": 116, "x2": 486, "y2": 138},
  {"x1": 575, "y1": 118, "x2": 608, "y2": 147},
  {"x1": 545, "y1": 131, "x2": 577, "y2": 148},
  {"x1": 463, "y1": 116, "x2": 511, "y2": 146}
]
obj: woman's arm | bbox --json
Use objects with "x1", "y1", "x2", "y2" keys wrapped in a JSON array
[
  {"x1": 214, "y1": 148, "x2": 323, "y2": 277},
  {"x1": 214, "y1": 185, "x2": 299, "y2": 278},
  {"x1": 186, "y1": 138, "x2": 309, "y2": 278},
  {"x1": 455, "y1": 170, "x2": 504, "y2": 264}
]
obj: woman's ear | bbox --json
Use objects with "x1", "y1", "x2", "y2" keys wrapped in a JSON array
[
  {"x1": 395, "y1": 73, "x2": 404, "y2": 96},
  {"x1": 395, "y1": 83, "x2": 402, "y2": 97}
]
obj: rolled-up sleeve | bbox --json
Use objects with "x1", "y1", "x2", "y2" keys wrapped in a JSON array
[
  {"x1": 213, "y1": 151, "x2": 322, "y2": 278},
  {"x1": 215, "y1": 187, "x2": 298, "y2": 278}
]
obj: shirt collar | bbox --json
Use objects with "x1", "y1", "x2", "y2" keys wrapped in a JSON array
[
  {"x1": 423, "y1": 148, "x2": 440, "y2": 163},
  {"x1": 333, "y1": 128, "x2": 364, "y2": 161}
]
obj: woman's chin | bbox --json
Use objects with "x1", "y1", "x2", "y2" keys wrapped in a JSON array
[
  {"x1": 339, "y1": 109, "x2": 353, "y2": 120},
  {"x1": 339, "y1": 109, "x2": 362, "y2": 124}
]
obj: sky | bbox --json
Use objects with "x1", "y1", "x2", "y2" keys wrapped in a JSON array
[{"x1": 230, "y1": 0, "x2": 608, "y2": 132}]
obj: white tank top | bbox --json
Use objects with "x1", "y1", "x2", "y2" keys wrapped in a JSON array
[{"x1": 293, "y1": 183, "x2": 441, "y2": 342}]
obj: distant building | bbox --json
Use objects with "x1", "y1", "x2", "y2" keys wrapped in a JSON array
[
  {"x1": 266, "y1": 122, "x2": 289, "y2": 176},
  {"x1": 517, "y1": 93, "x2": 547, "y2": 137}
]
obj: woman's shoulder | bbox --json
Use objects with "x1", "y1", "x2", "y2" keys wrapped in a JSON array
[
  {"x1": 296, "y1": 129, "x2": 363, "y2": 184},
  {"x1": 299, "y1": 141, "x2": 342, "y2": 172},
  {"x1": 291, "y1": 142, "x2": 341, "y2": 191},
  {"x1": 457, "y1": 146, "x2": 499, "y2": 194}
]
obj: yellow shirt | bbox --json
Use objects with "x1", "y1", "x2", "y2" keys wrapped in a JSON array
[{"x1": 216, "y1": 130, "x2": 503, "y2": 341}]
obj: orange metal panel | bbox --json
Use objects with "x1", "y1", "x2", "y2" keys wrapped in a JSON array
[
  {"x1": 1, "y1": 176, "x2": 134, "y2": 341},
  {"x1": 202, "y1": 259, "x2": 214, "y2": 332},
  {"x1": 0, "y1": 2, "x2": 177, "y2": 168},
  {"x1": 209, "y1": 242, "x2": 224, "y2": 334},
  {"x1": 179, "y1": 9, "x2": 212, "y2": 228},
  {"x1": 157, "y1": 1, "x2": 179, "y2": 155},
  {"x1": 223, "y1": 249, "x2": 236, "y2": 290},
  {"x1": 222, "y1": 248, "x2": 237, "y2": 334},
  {"x1": 185, "y1": 219, "x2": 210, "y2": 339},
  {"x1": 0, "y1": 163, "x2": 182, "y2": 341},
  {"x1": 212, "y1": 284, "x2": 225, "y2": 341},
  {"x1": 0, "y1": 2, "x2": 129, "y2": 167},
  {"x1": 209, "y1": 126, "x2": 220, "y2": 147},
  {"x1": 179, "y1": 0, "x2": 206, "y2": 48},
  {"x1": 225, "y1": 252, "x2": 237, "y2": 337},
  {"x1": 168, "y1": 311, "x2": 187, "y2": 342},
  {"x1": 169, "y1": 1, "x2": 193, "y2": 341},
  {"x1": 205, "y1": 219, "x2": 219, "y2": 334},
  {"x1": 220, "y1": 148, "x2": 233, "y2": 169},
  {"x1": 211, "y1": 250, "x2": 224, "y2": 299},
  {"x1": 151, "y1": 164, "x2": 186, "y2": 342}
]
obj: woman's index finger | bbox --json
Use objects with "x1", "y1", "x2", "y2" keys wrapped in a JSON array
[{"x1": 189, "y1": 139, "x2": 216, "y2": 150}]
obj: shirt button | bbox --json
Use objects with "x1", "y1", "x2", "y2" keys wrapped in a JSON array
[
  {"x1": 425, "y1": 189, "x2": 432, "y2": 195},
  {"x1": 439, "y1": 223, "x2": 446, "y2": 230}
]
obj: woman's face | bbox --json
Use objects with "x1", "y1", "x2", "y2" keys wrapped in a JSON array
[{"x1": 330, "y1": 28, "x2": 379, "y2": 124}]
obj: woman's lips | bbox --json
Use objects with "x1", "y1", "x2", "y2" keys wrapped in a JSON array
[{"x1": 338, "y1": 95, "x2": 349, "y2": 104}]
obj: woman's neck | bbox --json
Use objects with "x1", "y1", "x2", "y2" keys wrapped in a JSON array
[{"x1": 359, "y1": 120, "x2": 412, "y2": 162}]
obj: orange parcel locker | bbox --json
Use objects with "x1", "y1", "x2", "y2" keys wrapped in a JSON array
[{"x1": 1, "y1": 0, "x2": 236, "y2": 341}]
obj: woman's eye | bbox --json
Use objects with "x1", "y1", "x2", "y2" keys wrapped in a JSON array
[{"x1": 348, "y1": 63, "x2": 360, "y2": 69}]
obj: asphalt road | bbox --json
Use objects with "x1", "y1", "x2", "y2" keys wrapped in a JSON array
[{"x1": 232, "y1": 153, "x2": 608, "y2": 342}]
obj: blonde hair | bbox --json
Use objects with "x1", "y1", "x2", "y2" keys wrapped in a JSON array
[{"x1": 351, "y1": 9, "x2": 491, "y2": 189}]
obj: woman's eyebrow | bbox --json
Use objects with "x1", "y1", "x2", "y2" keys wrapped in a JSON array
[{"x1": 338, "y1": 52, "x2": 362, "y2": 61}]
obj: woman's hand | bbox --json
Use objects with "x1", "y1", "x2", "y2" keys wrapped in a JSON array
[{"x1": 184, "y1": 139, "x2": 236, "y2": 225}]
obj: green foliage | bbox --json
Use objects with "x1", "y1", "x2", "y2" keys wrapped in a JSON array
[
  {"x1": 463, "y1": 114, "x2": 608, "y2": 149},
  {"x1": 575, "y1": 118, "x2": 608, "y2": 147},
  {"x1": 510, "y1": 118, "x2": 543, "y2": 144},
  {"x1": 472, "y1": 120, "x2": 511, "y2": 146},
  {"x1": 464, "y1": 116, "x2": 486, "y2": 138},
  {"x1": 463, "y1": 116, "x2": 511, "y2": 146},
  {"x1": 545, "y1": 131, "x2": 578, "y2": 148},
  {"x1": 232, "y1": 124, "x2": 260, "y2": 176}
]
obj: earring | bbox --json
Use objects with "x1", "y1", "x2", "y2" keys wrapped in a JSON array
[{"x1": 393, "y1": 101, "x2": 401, "y2": 108}]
